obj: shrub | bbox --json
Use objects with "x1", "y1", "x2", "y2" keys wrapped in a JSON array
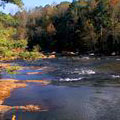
[
  {"x1": 19, "y1": 51, "x2": 44, "y2": 60},
  {"x1": 13, "y1": 39, "x2": 27, "y2": 49}
]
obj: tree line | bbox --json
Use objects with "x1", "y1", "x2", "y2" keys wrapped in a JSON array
[{"x1": 1, "y1": 0, "x2": 120, "y2": 56}]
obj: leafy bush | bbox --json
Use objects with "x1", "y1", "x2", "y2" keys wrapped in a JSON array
[
  {"x1": 19, "y1": 51, "x2": 44, "y2": 60},
  {"x1": 0, "y1": 12, "x2": 46, "y2": 60},
  {"x1": 0, "y1": 12, "x2": 19, "y2": 26},
  {"x1": 13, "y1": 39, "x2": 28, "y2": 49},
  {"x1": 0, "y1": 47, "x2": 8, "y2": 56},
  {"x1": 4, "y1": 50, "x2": 14, "y2": 57}
]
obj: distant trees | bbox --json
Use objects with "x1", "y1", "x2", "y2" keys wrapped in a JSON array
[
  {"x1": 21, "y1": 0, "x2": 120, "y2": 55},
  {"x1": 0, "y1": 0, "x2": 119, "y2": 55}
]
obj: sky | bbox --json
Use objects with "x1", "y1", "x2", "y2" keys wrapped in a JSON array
[{"x1": 0, "y1": 0, "x2": 72, "y2": 14}]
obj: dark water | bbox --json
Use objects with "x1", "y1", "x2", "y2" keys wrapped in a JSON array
[{"x1": 3, "y1": 57, "x2": 120, "y2": 120}]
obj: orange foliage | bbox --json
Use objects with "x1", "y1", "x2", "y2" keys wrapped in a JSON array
[
  {"x1": 47, "y1": 23, "x2": 56, "y2": 34},
  {"x1": 110, "y1": 0, "x2": 119, "y2": 6}
]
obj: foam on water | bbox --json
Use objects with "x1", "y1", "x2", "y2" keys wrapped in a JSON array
[
  {"x1": 116, "y1": 59, "x2": 120, "y2": 61},
  {"x1": 72, "y1": 69, "x2": 96, "y2": 75},
  {"x1": 60, "y1": 77, "x2": 83, "y2": 82},
  {"x1": 112, "y1": 75, "x2": 120, "y2": 78}
]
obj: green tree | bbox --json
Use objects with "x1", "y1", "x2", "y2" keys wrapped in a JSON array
[{"x1": 0, "y1": 0, "x2": 23, "y2": 8}]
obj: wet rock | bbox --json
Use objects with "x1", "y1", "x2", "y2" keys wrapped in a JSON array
[
  {"x1": 51, "y1": 51, "x2": 56, "y2": 55},
  {"x1": 89, "y1": 53, "x2": 95, "y2": 56},
  {"x1": 20, "y1": 105, "x2": 41, "y2": 112},
  {"x1": 111, "y1": 52, "x2": 116, "y2": 56},
  {"x1": 48, "y1": 55, "x2": 56, "y2": 58},
  {"x1": 81, "y1": 56, "x2": 90, "y2": 60},
  {"x1": 61, "y1": 51, "x2": 76, "y2": 56}
]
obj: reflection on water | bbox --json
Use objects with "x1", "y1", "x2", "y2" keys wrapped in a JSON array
[{"x1": 2, "y1": 57, "x2": 120, "y2": 120}]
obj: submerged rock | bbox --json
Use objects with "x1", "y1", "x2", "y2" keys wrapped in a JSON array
[
  {"x1": 0, "y1": 105, "x2": 12, "y2": 113},
  {"x1": 25, "y1": 80, "x2": 50, "y2": 85},
  {"x1": 0, "y1": 104, "x2": 47, "y2": 114},
  {"x1": 26, "y1": 71, "x2": 42, "y2": 75},
  {"x1": 20, "y1": 105, "x2": 42, "y2": 112}
]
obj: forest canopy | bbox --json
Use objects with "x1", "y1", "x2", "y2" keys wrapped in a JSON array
[{"x1": 23, "y1": 0, "x2": 120, "y2": 55}]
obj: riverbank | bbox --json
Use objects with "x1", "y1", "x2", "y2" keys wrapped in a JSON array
[
  {"x1": 0, "y1": 52, "x2": 56, "y2": 61},
  {"x1": 0, "y1": 79, "x2": 26, "y2": 104},
  {"x1": 0, "y1": 79, "x2": 50, "y2": 112}
]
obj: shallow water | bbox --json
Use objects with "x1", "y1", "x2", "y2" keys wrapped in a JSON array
[{"x1": 2, "y1": 57, "x2": 120, "y2": 120}]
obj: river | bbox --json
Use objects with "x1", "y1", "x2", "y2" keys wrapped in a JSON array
[{"x1": 2, "y1": 56, "x2": 120, "y2": 120}]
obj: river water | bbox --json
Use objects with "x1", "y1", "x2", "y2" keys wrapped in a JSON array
[{"x1": 2, "y1": 57, "x2": 120, "y2": 120}]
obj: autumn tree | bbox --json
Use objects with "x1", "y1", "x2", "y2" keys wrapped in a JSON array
[{"x1": 20, "y1": 0, "x2": 120, "y2": 55}]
